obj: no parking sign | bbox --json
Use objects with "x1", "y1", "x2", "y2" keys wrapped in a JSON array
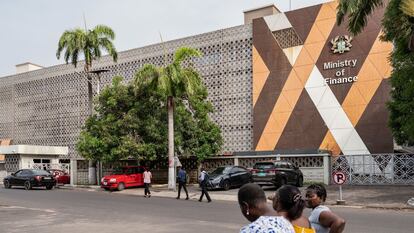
[
  {"x1": 333, "y1": 171, "x2": 346, "y2": 185},
  {"x1": 333, "y1": 171, "x2": 346, "y2": 204}
]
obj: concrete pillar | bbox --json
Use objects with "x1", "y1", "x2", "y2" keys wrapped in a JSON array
[
  {"x1": 70, "y1": 159, "x2": 77, "y2": 186},
  {"x1": 323, "y1": 155, "x2": 330, "y2": 185},
  {"x1": 234, "y1": 157, "x2": 239, "y2": 166}
]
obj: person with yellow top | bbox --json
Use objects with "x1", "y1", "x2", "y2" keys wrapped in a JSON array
[{"x1": 272, "y1": 185, "x2": 316, "y2": 233}]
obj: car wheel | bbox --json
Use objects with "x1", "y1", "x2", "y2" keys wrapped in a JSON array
[
  {"x1": 117, "y1": 182, "x2": 125, "y2": 191},
  {"x1": 104, "y1": 188, "x2": 110, "y2": 191},
  {"x1": 276, "y1": 177, "x2": 286, "y2": 188},
  {"x1": 222, "y1": 180, "x2": 230, "y2": 191},
  {"x1": 296, "y1": 176, "x2": 303, "y2": 187},
  {"x1": 24, "y1": 181, "x2": 32, "y2": 190},
  {"x1": 4, "y1": 180, "x2": 11, "y2": 189},
  {"x1": 46, "y1": 184, "x2": 54, "y2": 190},
  {"x1": 249, "y1": 177, "x2": 254, "y2": 183}
]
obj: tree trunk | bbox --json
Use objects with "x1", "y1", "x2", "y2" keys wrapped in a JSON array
[
  {"x1": 167, "y1": 96, "x2": 176, "y2": 190},
  {"x1": 85, "y1": 66, "x2": 96, "y2": 185}
]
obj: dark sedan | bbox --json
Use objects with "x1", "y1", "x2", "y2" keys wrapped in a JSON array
[
  {"x1": 3, "y1": 169, "x2": 56, "y2": 190},
  {"x1": 208, "y1": 166, "x2": 252, "y2": 190}
]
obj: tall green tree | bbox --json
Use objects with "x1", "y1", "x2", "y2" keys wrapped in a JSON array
[
  {"x1": 77, "y1": 76, "x2": 168, "y2": 163},
  {"x1": 336, "y1": 0, "x2": 414, "y2": 146},
  {"x1": 56, "y1": 24, "x2": 118, "y2": 184},
  {"x1": 77, "y1": 75, "x2": 222, "y2": 166},
  {"x1": 134, "y1": 47, "x2": 206, "y2": 190}
]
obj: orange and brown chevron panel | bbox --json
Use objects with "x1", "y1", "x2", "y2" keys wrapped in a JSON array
[{"x1": 252, "y1": 2, "x2": 393, "y2": 155}]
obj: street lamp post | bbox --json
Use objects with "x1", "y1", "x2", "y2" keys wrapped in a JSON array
[{"x1": 87, "y1": 68, "x2": 110, "y2": 186}]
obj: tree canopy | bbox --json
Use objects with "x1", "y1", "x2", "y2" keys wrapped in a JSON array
[{"x1": 76, "y1": 73, "x2": 223, "y2": 163}]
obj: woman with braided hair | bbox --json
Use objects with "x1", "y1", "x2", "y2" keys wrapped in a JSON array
[
  {"x1": 273, "y1": 185, "x2": 316, "y2": 233},
  {"x1": 305, "y1": 184, "x2": 345, "y2": 233}
]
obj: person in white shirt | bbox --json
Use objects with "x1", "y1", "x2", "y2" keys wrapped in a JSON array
[
  {"x1": 143, "y1": 167, "x2": 152, "y2": 198},
  {"x1": 198, "y1": 168, "x2": 211, "y2": 202},
  {"x1": 305, "y1": 184, "x2": 345, "y2": 233},
  {"x1": 238, "y1": 183, "x2": 294, "y2": 233}
]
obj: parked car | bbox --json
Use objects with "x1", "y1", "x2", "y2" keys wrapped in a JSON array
[
  {"x1": 101, "y1": 166, "x2": 145, "y2": 191},
  {"x1": 48, "y1": 169, "x2": 70, "y2": 185},
  {"x1": 251, "y1": 161, "x2": 303, "y2": 188},
  {"x1": 207, "y1": 166, "x2": 252, "y2": 190},
  {"x1": 3, "y1": 169, "x2": 56, "y2": 190}
]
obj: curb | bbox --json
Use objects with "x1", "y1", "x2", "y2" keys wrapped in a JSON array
[{"x1": 51, "y1": 185, "x2": 414, "y2": 211}]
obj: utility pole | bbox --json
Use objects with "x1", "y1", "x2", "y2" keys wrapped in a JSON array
[{"x1": 87, "y1": 68, "x2": 110, "y2": 186}]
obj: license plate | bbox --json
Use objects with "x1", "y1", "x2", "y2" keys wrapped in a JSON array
[
  {"x1": 258, "y1": 173, "x2": 266, "y2": 177},
  {"x1": 43, "y1": 177, "x2": 51, "y2": 180},
  {"x1": 103, "y1": 182, "x2": 107, "y2": 185}
]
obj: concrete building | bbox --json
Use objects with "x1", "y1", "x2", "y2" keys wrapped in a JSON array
[{"x1": 0, "y1": 2, "x2": 393, "y2": 184}]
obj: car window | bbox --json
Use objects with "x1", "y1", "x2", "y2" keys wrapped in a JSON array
[
  {"x1": 211, "y1": 167, "x2": 231, "y2": 175},
  {"x1": 113, "y1": 168, "x2": 125, "y2": 174},
  {"x1": 32, "y1": 170, "x2": 50, "y2": 176},
  {"x1": 14, "y1": 170, "x2": 23, "y2": 176},
  {"x1": 234, "y1": 167, "x2": 246, "y2": 173},
  {"x1": 136, "y1": 167, "x2": 145, "y2": 173},
  {"x1": 253, "y1": 163, "x2": 275, "y2": 169},
  {"x1": 274, "y1": 162, "x2": 289, "y2": 168},
  {"x1": 21, "y1": 170, "x2": 33, "y2": 176}
]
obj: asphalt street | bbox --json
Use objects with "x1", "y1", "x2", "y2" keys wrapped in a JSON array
[{"x1": 0, "y1": 187, "x2": 413, "y2": 233}]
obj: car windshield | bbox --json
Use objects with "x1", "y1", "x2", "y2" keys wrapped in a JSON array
[
  {"x1": 112, "y1": 168, "x2": 127, "y2": 175},
  {"x1": 31, "y1": 170, "x2": 51, "y2": 176},
  {"x1": 253, "y1": 163, "x2": 274, "y2": 169},
  {"x1": 211, "y1": 167, "x2": 232, "y2": 175}
]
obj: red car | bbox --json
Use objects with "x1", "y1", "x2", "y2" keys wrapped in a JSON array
[
  {"x1": 101, "y1": 166, "x2": 145, "y2": 191},
  {"x1": 48, "y1": 169, "x2": 70, "y2": 185}
]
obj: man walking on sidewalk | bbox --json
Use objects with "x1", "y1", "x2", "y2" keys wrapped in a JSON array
[
  {"x1": 198, "y1": 168, "x2": 211, "y2": 203},
  {"x1": 143, "y1": 167, "x2": 152, "y2": 198},
  {"x1": 176, "y1": 166, "x2": 189, "y2": 200}
]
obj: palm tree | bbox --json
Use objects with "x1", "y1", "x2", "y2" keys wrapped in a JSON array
[
  {"x1": 336, "y1": 0, "x2": 384, "y2": 35},
  {"x1": 56, "y1": 24, "x2": 118, "y2": 185},
  {"x1": 134, "y1": 47, "x2": 202, "y2": 190}
]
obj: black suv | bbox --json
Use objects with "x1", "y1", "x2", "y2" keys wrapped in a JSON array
[{"x1": 252, "y1": 161, "x2": 303, "y2": 188}]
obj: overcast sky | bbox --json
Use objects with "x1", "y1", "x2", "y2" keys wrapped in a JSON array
[{"x1": 0, "y1": 0, "x2": 331, "y2": 77}]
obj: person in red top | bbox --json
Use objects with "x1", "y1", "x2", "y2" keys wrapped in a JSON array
[{"x1": 143, "y1": 167, "x2": 152, "y2": 198}]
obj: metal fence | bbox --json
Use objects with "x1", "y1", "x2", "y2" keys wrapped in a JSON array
[{"x1": 331, "y1": 154, "x2": 414, "y2": 185}]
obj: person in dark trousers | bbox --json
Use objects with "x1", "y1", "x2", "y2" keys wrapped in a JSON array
[
  {"x1": 198, "y1": 168, "x2": 211, "y2": 202},
  {"x1": 176, "y1": 166, "x2": 189, "y2": 200},
  {"x1": 143, "y1": 167, "x2": 152, "y2": 198}
]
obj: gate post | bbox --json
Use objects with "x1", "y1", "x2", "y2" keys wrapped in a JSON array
[
  {"x1": 234, "y1": 157, "x2": 239, "y2": 166},
  {"x1": 70, "y1": 159, "x2": 77, "y2": 186},
  {"x1": 323, "y1": 155, "x2": 330, "y2": 185}
]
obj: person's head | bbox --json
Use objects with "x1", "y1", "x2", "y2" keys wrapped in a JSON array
[
  {"x1": 200, "y1": 167, "x2": 205, "y2": 172},
  {"x1": 305, "y1": 184, "x2": 327, "y2": 208},
  {"x1": 178, "y1": 166, "x2": 182, "y2": 170},
  {"x1": 272, "y1": 185, "x2": 305, "y2": 221},
  {"x1": 238, "y1": 183, "x2": 268, "y2": 222}
]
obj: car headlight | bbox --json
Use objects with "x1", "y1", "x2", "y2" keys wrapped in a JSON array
[
  {"x1": 109, "y1": 178, "x2": 117, "y2": 183},
  {"x1": 101, "y1": 178, "x2": 105, "y2": 183}
]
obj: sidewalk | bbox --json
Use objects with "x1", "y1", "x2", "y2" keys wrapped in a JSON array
[{"x1": 60, "y1": 184, "x2": 414, "y2": 210}]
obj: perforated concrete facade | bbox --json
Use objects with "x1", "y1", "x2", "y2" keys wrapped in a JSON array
[{"x1": 0, "y1": 24, "x2": 253, "y2": 159}]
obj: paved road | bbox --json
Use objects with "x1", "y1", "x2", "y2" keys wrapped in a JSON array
[{"x1": 0, "y1": 187, "x2": 413, "y2": 233}]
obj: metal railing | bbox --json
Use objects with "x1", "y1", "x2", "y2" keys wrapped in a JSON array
[{"x1": 331, "y1": 154, "x2": 414, "y2": 185}]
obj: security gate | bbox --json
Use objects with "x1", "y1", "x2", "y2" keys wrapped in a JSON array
[{"x1": 331, "y1": 154, "x2": 414, "y2": 185}]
